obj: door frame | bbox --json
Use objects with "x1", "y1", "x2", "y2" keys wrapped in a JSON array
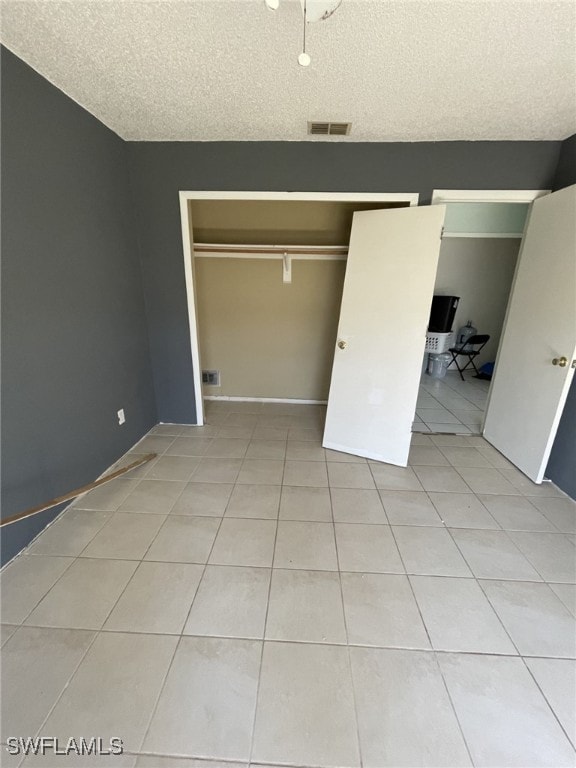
[
  {"x1": 179, "y1": 191, "x2": 420, "y2": 424},
  {"x1": 430, "y1": 188, "x2": 551, "y2": 436}
]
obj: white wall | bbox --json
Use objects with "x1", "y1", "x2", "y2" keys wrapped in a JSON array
[{"x1": 434, "y1": 238, "x2": 521, "y2": 366}]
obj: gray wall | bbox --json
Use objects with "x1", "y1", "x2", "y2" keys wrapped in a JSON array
[
  {"x1": 1, "y1": 47, "x2": 157, "y2": 564},
  {"x1": 546, "y1": 133, "x2": 576, "y2": 499},
  {"x1": 127, "y1": 140, "x2": 561, "y2": 424}
]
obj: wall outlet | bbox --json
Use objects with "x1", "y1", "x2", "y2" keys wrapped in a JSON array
[{"x1": 117, "y1": 408, "x2": 126, "y2": 425}]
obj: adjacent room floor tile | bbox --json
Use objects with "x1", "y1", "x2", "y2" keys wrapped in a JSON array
[
  {"x1": 0, "y1": 555, "x2": 74, "y2": 624},
  {"x1": 341, "y1": 572, "x2": 429, "y2": 648},
  {"x1": 144, "y1": 636, "x2": 261, "y2": 761},
  {"x1": 549, "y1": 582, "x2": 576, "y2": 616},
  {"x1": 507, "y1": 530, "x2": 576, "y2": 582},
  {"x1": 1, "y1": 626, "x2": 94, "y2": 741},
  {"x1": 350, "y1": 647, "x2": 472, "y2": 767},
  {"x1": 279, "y1": 486, "x2": 332, "y2": 521},
  {"x1": 393, "y1": 526, "x2": 472, "y2": 577},
  {"x1": 379, "y1": 490, "x2": 442, "y2": 526},
  {"x1": 81, "y1": 512, "x2": 166, "y2": 559},
  {"x1": 172, "y1": 482, "x2": 233, "y2": 516},
  {"x1": 27, "y1": 508, "x2": 111, "y2": 556},
  {"x1": 480, "y1": 579, "x2": 576, "y2": 658},
  {"x1": 119, "y1": 480, "x2": 186, "y2": 514},
  {"x1": 25, "y1": 558, "x2": 137, "y2": 629},
  {"x1": 0, "y1": 624, "x2": 18, "y2": 647},
  {"x1": 331, "y1": 488, "x2": 387, "y2": 523},
  {"x1": 184, "y1": 565, "x2": 271, "y2": 639},
  {"x1": 449, "y1": 528, "x2": 542, "y2": 580},
  {"x1": 144, "y1": 515, "x2": 220, "y2": 563},
  {"x1": 428, "y1": 492, "x2": 499, "y2": 529},
  {"x1": 209, "y1": 518, "x2": 277, "y2": 567},
  {"x1": 410, "y1": 575, "x2": 516, "y2": 654},
  {"x1": 225, "y1": 484, "x2": 280, "y2": 519},
  {"x1": 266, "y1": 569, "x2": 346, "y2": 643},
  {"x1": 273, "y1": 521, "x2": 337, "y2": 570},
  {"x1": 252, "y1": 641, "x2": 360, "y2": 767},
  {"x1": 437, "y1": 446, "x2": 492, "y2": 467},
  {"x1": 438, "y1": 653, "x2": 576, "y2": 767},
  {"x1": 104, "y1": 561, "x2": 203, "y2": 634},
  {"x1": 524, "y1": 657, "x2": 576, "y2": 745},
  {"x1": 335, "y1": 523, "x2": 404, "y2": 573},
  {"x1": 38, "y1": 632, "x2": 178, "y2": 760}
]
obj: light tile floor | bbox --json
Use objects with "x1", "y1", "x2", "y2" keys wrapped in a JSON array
[
  {"x1": 415, "y1": 370, "x2": 491, "y2": 434},
  {"x1": 1, "y1": 401, "x2": 575, "y2": 768}
]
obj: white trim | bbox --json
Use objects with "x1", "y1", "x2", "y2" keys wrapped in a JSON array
[
  {"x1": 181, "y1": 191, "x2": 420, "y2": 205},
  {"x1": 179, "y1": 195, "x2": 204, "y2": 425},
  {"x1": 204, "y1": 395, "x2": 327, "y2": 404},
  {"x1": 442, "y1": 232, "x2": 524, "y2": 239},
  {"x1": 180, "y1": 190, "x2": 420, "y2": 424},
  {"x1": 431, "y1": 189, "x2": 550, "y2": 204}
]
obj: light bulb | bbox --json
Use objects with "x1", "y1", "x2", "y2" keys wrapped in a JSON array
[
  {"x1": 264, "y1": 0, "x2": 280, "y2": 10},
  {"x1": 298, "y1": 52, "x2": 311, "y2": 66}
]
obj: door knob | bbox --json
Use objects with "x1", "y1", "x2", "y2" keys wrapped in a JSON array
[
  {"x1": 552, "y1": 356, "x2": 568, "y2": 367},
  {"x1": 337, "y1": 340, "x2": 347, "y2": 350}
]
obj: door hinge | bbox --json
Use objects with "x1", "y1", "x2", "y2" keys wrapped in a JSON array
[{"x1": 440, "y1": 226, "x2": 445, "y2": 240}]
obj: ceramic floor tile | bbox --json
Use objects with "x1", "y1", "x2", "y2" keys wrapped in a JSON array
[
  {"x1": 478, "y1": 494, "x2": 558, "y2": 532},
  {"x1": 412, "y1": 466, "x2": 472, "y2": 493},
  {"x1": 150, "y1": 424, "x2": 184, "y2": 436},
  {"x1": 325, "y1": 449, "x2": 367, "y2": 463},
  {"x1": 283, "y1": 460, "x2": 328, "y2": 488},
  {"x1": 136, "y1": 759, "x2": 243, "y2": 768},
  {"x1": 265, "y1": 569, "x2": 346, "y2": 643},
  {"x1": 506, "y1": 530, "x2": 576, "y2": 582},
  {"x1": 104, "y1": 561, "x2": 203, "y2": 634},
  {"x1": 245, "y1": 440, "x2": 287, "y2": 460},
  {"x1": 499, "y1": 467, "x2": 566, "y2": 497},
  {"x1": 274, "y1": 521, "x2": 337, "y2": 570},
  {"x1": 25, "y1": 558, "x2": 137, "y2": 629},
  {"x1": 172, "y1": 482, "x2": 233, "y2": 516},
  {"x1": 525, "y1": 657, "x2": 576, "y2": 746},
  {"x1": 428, "y1": 492, "x2": 499, "y2": 529},
  {"x1": 225, "y1": 484, "x2": 281, "y2": 519},
  {"x1": 192, "y1": 458, "x2": 242, "y2": 484},
  {"x1": 393, "y1": 526, "x2": 472, "y2": 577},
  {"x1": 0, "y1": 624, "x2": 18, "y2": 647},
  {"x1": 456, "y1": 467, "x2": 522, "y2": 495},
  {"x1": 1, "y1": 555, "x2": 74, "y2": 624},
  {"x1": 27, "y1": 508, "x2": 111, "y2": 556},
  {"x1": 165, "y1": 436, "x2": 213, "y2": 457},
  {"x1": 407, "y1": 445, "x2": 451, "y2": 466},
  {"x1": 438, "y1": 446, "x2": 492, "y2": 467},
  {"x1": 1, "y1": 626, "x2": 94, "y2": 741},
  {"x1": 410, "y1": 575, "x2": 516, "y2": 654},
  {"x1": 289, "y1": 426, "x2": 324, "y2": 441},
  {"x1": 335, "y1": 523, "x2": 404, "y2": 573},
  {"x1": 144, "y1": 636, "x2": 261, "y2": 761},
  {"x1": 424, "y1": 423, "x2": 473, "y2": 434},
  {"x1": 368, "y1": 463, "x2": 424, "y2": 491},
  {"x1": 209, "y1": 518, "x2": 277, "y2": 567},
  {"x1": 438, "y1": 653, "x2": 576, "y2": 767},
  {"x1": 184, "y1": 565, "x2": 271, "y2": 639},
  {"x1": 144, "y1": 515, "x2": 220, "y2": 563},
  {"x1": 131, "y1": 435, "x2": 176, "y2": 454},
  {"x1": 341, "y1": 572, "x2": 429, "y2": 648},
  {"x1": 549, "y1": 583, "x2": 576, "y2": 616},
  {"x1": 327, "y1": 462, "x2": 376, "y2": 489},
  {"x1": 286, "y1": 441, "x2": 326, "y2": 461},
  {"x1": 236, "y1": 459, "x2": 285, "y2": 485},
  {"x1": 331, "y1": 488, "x2": 387, "y2": 524},
  {"x1": 379, "y1": 490, "x2": 443, "y2": 526},
  {"x1": 74, "y1": 478, "x2": 139, "y2": 511},
  {"x1": 81, "y1": 512, "x2": 166, "y2": 559},
  {"x1": 38, "y1": 632, "x2": 178, "y2": 761},
  {"x1": 252, "y1": 641, "x2": 360, "y2": 767},
  {"x1": 279, "y1": 486, "x2": 332, "y2": 522},
  {"x1": 145, "y1": 455, "x2": 201, "y2": 481},
  {"x1": 410, "y1": 434, "x2": 435, "y2": 446},
  {"x1": 119, "y1": 480, "x2": 186, "y2": 514},
  {"x1": 216, "y1": 425, "x2": 253, "y2": 439},
  {"x1": 350, "y1": 647, "x2": 472, "y2": 768},
  {"x1": 204, "y1": 438, "x2": 249, "y2": 459},
  {"x1": 252, "y1": 426, "x2": 289, "y2": 441},
  {"x1": 449, "y1": 528, "x2": 542, "y2": 581},
  {"x1": 480, "y1": 579, "x2": 576, "y2": 657},
  {"x1": 417, "y1": 408, "x2": 461, "y2": 424},
  {"x1": 431, "y1": 435, "x2": 473, "y2": 447},
  {"x1": 528, "y1": 496, "x2": 576, "y2": 534}
]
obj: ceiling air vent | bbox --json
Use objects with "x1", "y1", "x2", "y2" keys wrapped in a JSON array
[{"x1": 308, "y1": 121, "x2": 352, "y2": 136}]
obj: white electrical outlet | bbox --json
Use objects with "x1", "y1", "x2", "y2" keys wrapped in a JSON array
[{"x1": 117, "y1": 408, "x2": 126, "y2": 425}]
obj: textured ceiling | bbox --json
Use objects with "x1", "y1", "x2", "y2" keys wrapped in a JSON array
[{"x1": 1, "y1": 0, "x2": 575, "y2": 141}]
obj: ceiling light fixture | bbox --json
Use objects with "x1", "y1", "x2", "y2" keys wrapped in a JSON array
[
  {"x1": 264, "y1": 0, "x2": 343, "y2": 66},
  {"x1": 298, "y1": 0, "x2": 311, "y2": 66},
  {"x1": 264, "y1": 0, "x2": 280, "y2": 9}
]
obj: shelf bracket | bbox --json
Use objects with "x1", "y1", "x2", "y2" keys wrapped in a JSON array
[{"x1": 283, "y1": 253, "x2": 292, "y2": 284}]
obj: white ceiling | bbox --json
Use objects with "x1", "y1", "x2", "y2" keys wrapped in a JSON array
[{"x1": 1, "y1": 0, "x2": 575, "y2": 142}]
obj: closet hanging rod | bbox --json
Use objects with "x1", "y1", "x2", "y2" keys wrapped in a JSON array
[{"x1": 193, "y1": 243, "x2": 348, "y2": 258}]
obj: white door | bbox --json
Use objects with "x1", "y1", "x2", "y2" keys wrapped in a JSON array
[
  {"x1": 323, "y1": 205, "x2": 446, "y2": 465},
  {"x1": 483, "y1": 185, "x2": 576, "y2": 483}
]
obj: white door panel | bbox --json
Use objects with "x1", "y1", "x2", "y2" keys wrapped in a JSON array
[
  {"x1": 483, "y1": 185, "x2": 576, "y2": 482},
  {"x1": 323, "y1": 206, "x2": 446, "y2": 465}
]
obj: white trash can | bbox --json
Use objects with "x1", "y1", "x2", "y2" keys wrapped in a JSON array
[{"x1": 427, "y1": 352, "x2": 452, "y2": 379}]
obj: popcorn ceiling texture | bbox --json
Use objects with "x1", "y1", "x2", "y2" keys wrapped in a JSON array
[{"x1": 1, "y1": 0, "x2": 574, "y2": 141}]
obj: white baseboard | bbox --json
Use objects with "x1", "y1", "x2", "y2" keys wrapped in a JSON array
[{"x1": 204, "y1": 396, "x2": 327, "y2": 405}]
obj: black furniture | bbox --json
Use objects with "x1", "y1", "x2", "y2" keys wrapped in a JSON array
[
  {"x1": 448, "y1": 334, "x2": 490, "y2": 381},
  {"x1": 428, "y1": 295, "x2": 460, "y2": 332}
]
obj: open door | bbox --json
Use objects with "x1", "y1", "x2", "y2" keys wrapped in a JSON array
[
  {"x1": 483, "y1": 184, "x2": 576, "y2": 483},
  {"x1": 323, "y1": 205, "x2": 446, "y2": 465}
]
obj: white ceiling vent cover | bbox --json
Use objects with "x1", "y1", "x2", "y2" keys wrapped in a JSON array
[{"x1": 308, "y1": 122, "x2": 352, "y2": 136}]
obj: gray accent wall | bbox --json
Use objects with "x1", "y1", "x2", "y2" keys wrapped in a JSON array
[
  {"x1": 1, "y1": 47, "x2": 157, "y2": 564},
  {"x1": 546, "y1": 133, "x2": 576, "y2": 499},
  {"x1": 127, "y1": 140, "x2": 561, "y2": 424}
]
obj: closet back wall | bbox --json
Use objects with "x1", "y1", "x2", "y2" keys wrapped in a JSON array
[{"x1": 196, "y1": 258, "x2": 346, "y2": 400}]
